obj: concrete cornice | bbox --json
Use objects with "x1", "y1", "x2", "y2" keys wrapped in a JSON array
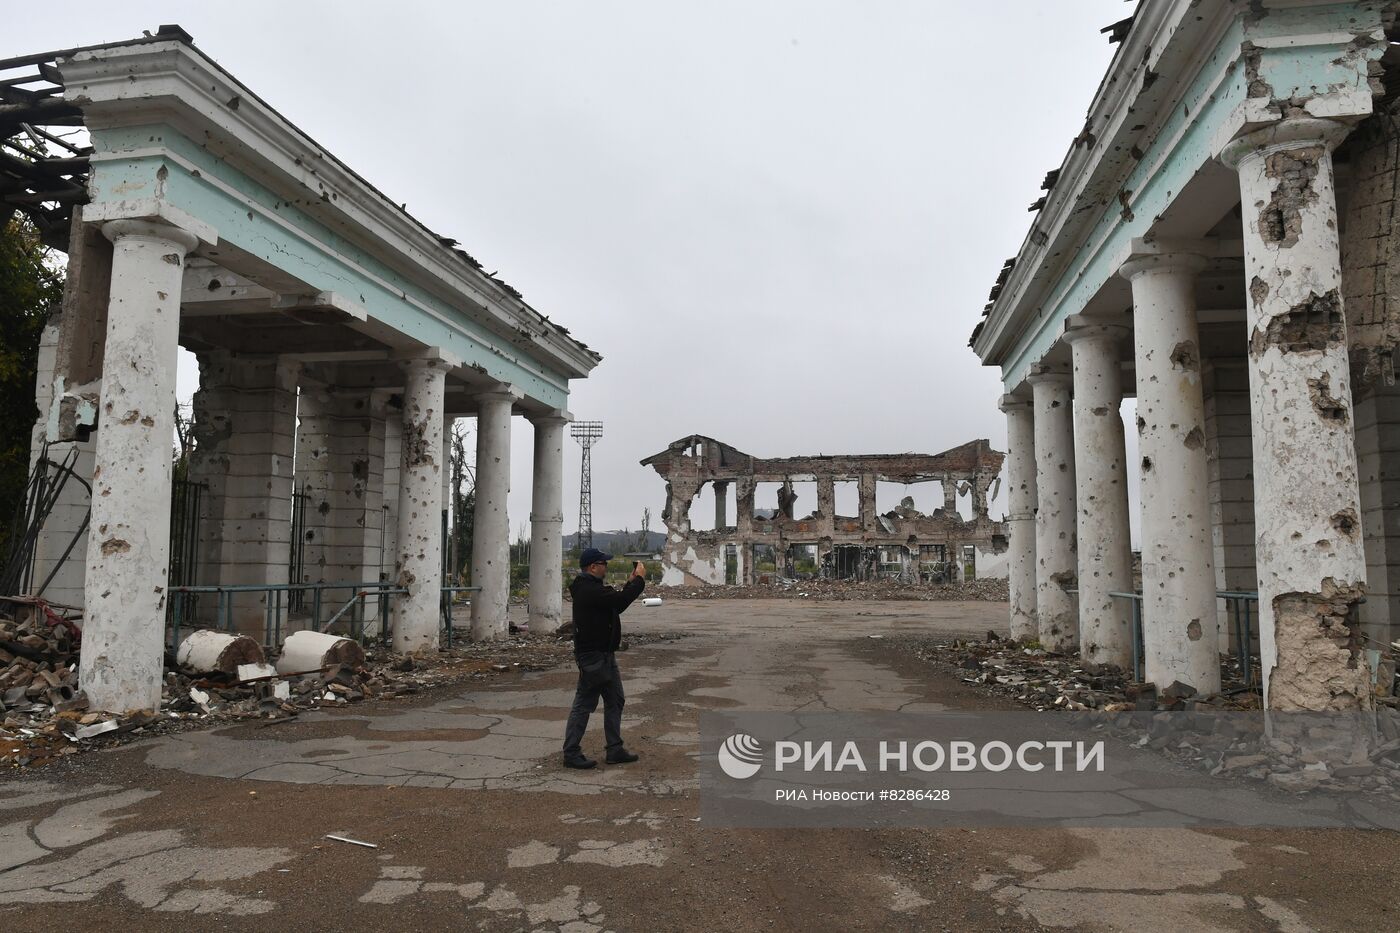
[
  {"x1": 59, "y1": 39, "x2": 602, "y2": 380},
  {"x1": 973, "y1": 0, "x2": 1212, "y2": 365}
]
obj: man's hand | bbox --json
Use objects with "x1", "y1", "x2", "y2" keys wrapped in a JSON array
[{"x1": 633, "y1": 561, "x2": 647, "y2": 579}]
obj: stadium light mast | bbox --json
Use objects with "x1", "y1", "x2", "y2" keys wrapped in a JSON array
[{"x1": 570, "y1": 421, "x2": 603, "y2": 550}]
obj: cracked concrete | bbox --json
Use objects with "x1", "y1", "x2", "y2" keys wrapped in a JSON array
[{"x1": 3, "y1": 598, "x2": 1397, "y2": 930}]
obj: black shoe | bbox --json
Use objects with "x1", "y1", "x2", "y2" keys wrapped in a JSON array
[
  {"x1": 606, "y1": 749, "x2": 639, "y2": 764},
  {"x1": 563, "y1": 755, "x2": 597, "y2": 769}
]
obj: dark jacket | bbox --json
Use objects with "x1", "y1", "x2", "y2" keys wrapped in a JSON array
[{"x1": 569, "y1": 572, "x2": 645, "y2": 653}]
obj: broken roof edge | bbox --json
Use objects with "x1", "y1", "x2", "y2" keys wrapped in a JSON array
[
  {"x1": 639, "y1": 435, "x2": 1002, "y2": 469},
  {"x1": 54, "y1": 28, "x2": 602, "y2": 378},
  {"x1": 969, "y1": 0, "x2": 1209, "y2": 369}
]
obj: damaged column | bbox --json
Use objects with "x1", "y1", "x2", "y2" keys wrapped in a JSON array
[
  {"x1": 714, "y1": 480, "x2": 729, "y2": 529},
  {"x1": 80, "y1": 219, "x2": 203, "y2": 713},
  {"x1": 389, "y1": 356, "x2": 450, "y2": 654},
  {"x1": 1063, "y1": 318, "x2": 1133, "y2": 667},
  {"x1": 470, "y1": 386, "x2": 520, "y2": 641},
  {"x1": 187, "y1": 351, "x2": 301, "y2": 637},
  {"x1": 1223, "y1": 119, "x2": 1370, "y2": 710},
  {"x1": 528, "y1": 411, "x2": 569, "y2": 632},
  {"x1": 999, "y1": 393, "x2": 1037, "y2": 642},
  {"x1": 1120, "y1": 245, "x2": 1220, "y2": 695},
  {"x1": 1027, "y1": 367, "x2": 1077, "y2": 652}
]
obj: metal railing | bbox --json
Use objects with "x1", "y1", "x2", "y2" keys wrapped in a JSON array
[
  {"x1": 167, "y1": 581, "x2": 481, "y2": 649},
  {"x1": 1108, "y1": 590, "x2": 1259, "y2": 685}
]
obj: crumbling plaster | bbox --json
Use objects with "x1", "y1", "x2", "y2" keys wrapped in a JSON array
[{"x1": 642, "y1": 436, "x2": 1008, "y2": 586}]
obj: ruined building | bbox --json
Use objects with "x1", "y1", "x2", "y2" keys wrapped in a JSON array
[
  {"x1": 641, "y1": 435, "x2": 1007, "y2": 586},
  {"x1": 970, "y1": 0, "x2": 1400, "y2": 711},
  {"x1": 2, "y1": 28, "x2": 598, "y2": 713}
]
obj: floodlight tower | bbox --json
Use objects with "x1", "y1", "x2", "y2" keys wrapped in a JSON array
[{"x1": 570, "y1": 421, "x2": 603, "y2": 550}]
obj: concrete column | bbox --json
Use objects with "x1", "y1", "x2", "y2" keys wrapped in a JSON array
[
  {"x1": 187, "y1": 351, "x2": 300, "y2": 637},
  {"x1": 1223, "y1": 119, "x2": 1370, "y2": 710},
  {"x1": 294, "y1": 385, "x2": 386, "y2": 592},
  {"x1": 528, "y1": 411, "x2": 569, "y2": 632},
  {"x1": 1028, "y1": 369, "x2": 1078, "y2": 653},
  {"x1": 28, "y1": 317, "x2": 95, "y2": 608},
  {"x1": 816, "y1": 476, "x2": 836, "y2": 538},
  {"x1": 1064, "y1": 319, "x2": 1134, "y2": 668},
  {"x1": 380, "y1": 394, "x2": 403, "y2": 586},
  {"x1": 714, "y1": 480, "x2": 729, "y2": 530},
  {"x1": 79, "y1": 220, "x2": 198, "y2": 713},
  {"x1": 735, "y1": 478, "x2": 756, "y2": 585},
  {"x1": 999, "y1": 394, "x2": 1038, "y2": 642},
  {"x1": 389, "y1": 358, "x2": 449, "y2": 654},
  {"x1": 469, "y1": 387, "x2": 519, "y2": 641},
  {"x1": 1120, "y1": 248, "x2": 1219, "y2": 694},
  {"x1": 858, "y1": 473, "x2": 877, "y2": 528},
  {"x1": 943, "y1": 475, "x2": 958, "y2": 514},
  {"x1": 1204, "y1": 362, "x2": 1257, "y2": 652},
  {"x1": 1355, "y1": 381, "x2": 1400, "y2": 650}
]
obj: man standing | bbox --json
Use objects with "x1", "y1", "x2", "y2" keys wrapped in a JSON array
[{"x1": 562, "y1": 547, "x2": 646, "y2": 769}]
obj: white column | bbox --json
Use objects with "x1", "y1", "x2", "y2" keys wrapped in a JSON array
[
  {"x1": 1063, "y1": 319, "x2": 1134, "y2": 668},
  {"x1": 1028, "y1": 369, "x2": 1077, "y2": 653},
  {"x1": 1120, "y1": 248, "x2": 1220, "y2": 694},
  {"x1": 188, "y1": 351, "x2": 300, "y2": 637},
  {"x1": 470, "y1": 387, "x2": 519, "y2": 641},
  {"x1": 1223, "y1": 118, "x2": 1370, "y2": 710},
  {"x1": 528, "y1": 411, "x2": 569, "y2": 631},
  {"x1": 1000, "y1": 394, "x2": 1038, "y2": 642},
  {"x1": 381, "y1": 404, "x2": 403, "y2": 586},
  {"x1": 79, "y1": 220, "x2": 198, "y2": 713},
  {"x1": 389, "y1": 358, "x2": 449, "y2": 654}
]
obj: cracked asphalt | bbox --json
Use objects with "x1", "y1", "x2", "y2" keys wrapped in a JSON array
[{"x1": 2, "y1": 598, "x2": 1397, "y2": 931}]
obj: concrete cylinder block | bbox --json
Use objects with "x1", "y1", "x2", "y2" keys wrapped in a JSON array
[
  {"x1": 276, "y1": 630, "x2": 366, "y2": 675},
  {"x1": 176, "y1": 629, "x2": 266, "y2": 674}
]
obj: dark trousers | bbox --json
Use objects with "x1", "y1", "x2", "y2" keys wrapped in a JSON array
[{"x1": 563, "y1": 650, "x2": 624, "y2": 757}]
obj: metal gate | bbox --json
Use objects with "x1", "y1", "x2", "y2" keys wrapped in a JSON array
[
  {"x1": 289, "y1": 480, "x2": 310, "y2": 610},
  {"x1": 167, "y1": 478, "x2": 205, "y2": 623}
]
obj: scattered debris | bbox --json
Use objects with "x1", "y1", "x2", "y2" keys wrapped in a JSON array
[
  {"x1": 326, "y1": 834, "x2": 378, "y2": 849},
  {"x1": 660, "y1": 578, "x2": 1009, "y2": 602},
  {"x1": 3, "y1": 616, "x2": 683, "y2": 769},
  {"x1": 887, "y1": 631, "x2": 1400, "y2": 800}
]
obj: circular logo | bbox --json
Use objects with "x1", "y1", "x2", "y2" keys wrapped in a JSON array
[{"x1": 717, "y1": 733, "x2": 764, "y2": 779}]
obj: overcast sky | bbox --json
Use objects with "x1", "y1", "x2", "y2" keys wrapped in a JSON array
[{"x1": 16, "y1": 1, "x2": 1136, "y2": 541}]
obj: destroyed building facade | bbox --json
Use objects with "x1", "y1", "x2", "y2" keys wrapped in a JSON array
[
  {"x1": 641, "y1": 435, "x2": 1007, "y2": 586},
  {"x1": 3, "y1": 28, "x2": 598, "y2": 714},
  {"x1": 970, "y1": 0, "x2": 1400, "y2": 711}
]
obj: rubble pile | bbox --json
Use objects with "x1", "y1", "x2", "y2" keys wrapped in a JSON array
[
  {"x1": 0, "y1": 625, "x2": 594, "y2": 769},
  {"x1": 893, "y1": 632, "x2": 1259, "y2": 712},
  {"x1": 663, "y1": 577, "x2": 1010, "y2": 602},
  {"x1": 893, "y1": 631, "x2": 1400, "y2": 799}
]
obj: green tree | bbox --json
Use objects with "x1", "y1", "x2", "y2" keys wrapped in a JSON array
[{"x1": 0, "y1": 215, "x2": 63, "y2": 552}]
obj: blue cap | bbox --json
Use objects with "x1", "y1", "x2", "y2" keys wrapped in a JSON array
[{"x1": 579, "y1": 547, "x2": 613, "y2": 568}]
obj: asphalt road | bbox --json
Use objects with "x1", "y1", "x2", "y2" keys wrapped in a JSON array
[{"x1": 1, "y1": 598, "x2": 1396, "y2": 932}]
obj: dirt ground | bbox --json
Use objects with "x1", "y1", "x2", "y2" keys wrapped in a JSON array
[{"x1": 1, "y1": 598, "x2": 1396, "y2": 932}]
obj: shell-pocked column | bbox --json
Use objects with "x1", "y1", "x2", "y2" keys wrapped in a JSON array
[
  {"x1": 1223, "y1": 118, "x2": 1370, "y2": 710},
  {"x1": 1063, "y1": 318, "x2": 1134, "y2": 668},
  {"x1": 80, "y1": 219, "x2": 201, "y2": 713},
  {"x1": 527, "y1": 411, "x2": 569, "y2": 632},
  {"x1": 1000, "y1": 393, "x2": 1037, "y2": 642},
  {"x1": 390, "y1": 357, "x2": 449, "y2": 655},
  {"x1": 1120, "y1": 247, "x2": 1220, "y2": 694},
  {"x1": 1028, "y1": 368, "x2": 1077, "y2": 652},
  {"x1": 470, "y1": 387, "x2": 520, "y2": 641}
]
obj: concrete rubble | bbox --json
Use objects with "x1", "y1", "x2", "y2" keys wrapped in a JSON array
[
  {"x1": 1, "y1": 608, "x2": 677, "y2": 768},
  {"x1": 895, "y1": 631, "x2": 1400, "y2": 801},
  {"x1": 663, "y1": 578, "x2": 1010, "y2": 602},
  {"x1": 641, "y1": 435, "x2": 1008, "y2": 587}
]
